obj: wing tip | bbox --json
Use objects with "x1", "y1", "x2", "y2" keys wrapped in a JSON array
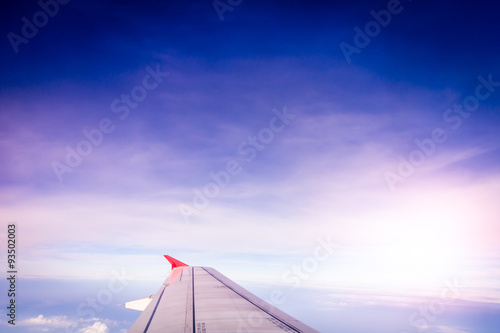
[{"x1": 164, "y1": 255, "x2": 189, "y2": 270}]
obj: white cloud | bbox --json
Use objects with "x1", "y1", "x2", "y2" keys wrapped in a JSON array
[
  {"x1": 80, "y1": 321, "x2": 109, "y2": 333},
  {"x1": 19, "y1": 315, "x2": 72, "y2": 328},
  {"x1": 18, "y1": 315, "x2": 119, "y2": 333}
]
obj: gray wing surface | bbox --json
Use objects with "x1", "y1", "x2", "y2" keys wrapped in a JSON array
[{"x1": 127, "y1": 264, "x2": 320, "y2": 333}]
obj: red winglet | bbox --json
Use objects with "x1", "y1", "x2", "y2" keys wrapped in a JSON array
[{"x1": 164, "y1": 255, "x2": 189, "y2": 271}]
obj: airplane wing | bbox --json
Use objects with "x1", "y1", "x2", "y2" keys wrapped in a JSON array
[{"x1": 126, "y1": 255, "x2": 320, "y2": 332}]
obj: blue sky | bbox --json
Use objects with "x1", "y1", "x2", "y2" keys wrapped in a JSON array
[{"x1": 1, "y1": 0, "x2": 500, "y2": 332}]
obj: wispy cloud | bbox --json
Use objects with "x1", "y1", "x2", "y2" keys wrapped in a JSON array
[
  {"x1": 434, "y1": 325, "x2": 471, "y2": 333},
  {"x1": 1, "y1": 1, "x2": 500, "y2": 332}
]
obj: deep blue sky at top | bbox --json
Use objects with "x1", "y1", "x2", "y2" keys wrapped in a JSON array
[
  {"x1": 2, "y1": 0, "x2": 500, "y2": 95},
  {"x1": 1, "y1": 0, "x2": 500, "y2": 214}
]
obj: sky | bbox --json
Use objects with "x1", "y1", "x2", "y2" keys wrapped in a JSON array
[{"x1": 1, "y1": 0, "x2": 500, "y2": 332}]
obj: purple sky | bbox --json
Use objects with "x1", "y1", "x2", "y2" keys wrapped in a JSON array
[{"x1": 1, "y1": 0, "x2": 500, "y2": 332}]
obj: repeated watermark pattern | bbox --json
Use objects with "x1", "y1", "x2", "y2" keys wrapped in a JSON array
[
  {"x1": 7, "y1": 0, "x2": 71, "y2": 54},
  {"x1": 385, "y1": 74, "x2": 500, "y2": 192},
  {"x1": 213, "y1": 0, "x2": 244, "y2": 22},
  {"x1": 237, "y1": 236, "x2": 338, "y2": 332},
  {"x1": 51, "y1": 64, "x2": 169, "y2": 183},
  {"x1": 179, "y1": 106, "x2": 296, "y2": 223},
  {"x1": 339, "y1": 0, "x2": 411, "y2": 64},
  {"x1": 401, "y1": 278, "x2": 461, "y2": 332},
  {"x1": 65, "y1": 268, "x2": 134, "y2": 333}
]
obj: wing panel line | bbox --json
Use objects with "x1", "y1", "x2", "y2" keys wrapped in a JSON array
[
  {"x1": 192, "y1": 267, "x2": 196, "y2": 333},
  {"x1": 201, "y1": 267, "x2": 302, "y2": 332},
  {"x1": 143, "y1": 285, "x2": 167, "y2": 333}
]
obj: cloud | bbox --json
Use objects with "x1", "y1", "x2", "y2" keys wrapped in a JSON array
[
  {"x1": 19, "y1": 315, "x2": 73, "y2": 328},
  {"x1": 19, "y1": 315, "x2": 117, "y2": 333},
  {"x1": 80, "y1": 322, "x2": 109, "y2": 333},
  {"x1": 434, "y1": 325, "x2": 471, "y2": 333},
  {"x1": 1, "y1": 18, "x2": 499, "y2": 313}
]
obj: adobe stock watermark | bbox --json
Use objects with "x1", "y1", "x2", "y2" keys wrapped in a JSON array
[
  {"x1": 213, "y1": 0, "x2": 243, "y2": 22},
  {"x1": 401, "y1": 278, "x2": 461, "y2": 332},
  {"x1": 339, "y1": 0, "x2": 410, "y2": 64},
  {"x1": 65, "y1": 268, "x2": 135, "y2": 333},
  {"x1": 51, "y1": 64, "x2": 169, "y2": 183},
  {"x1": 384, "y1": 74, "x2": 500, "y2": 192},
  {"x1": 236, "y1": 236, "x2": 338, "y2": 332},
  {"x1": 280, "y1": 236, "x2": 339, "y2": 290},
  {"x1": 178, "y1": 106, "x2": 296, "y2": 223},
  {"x1": 7, "y1": 0, "x2": 71, "y2": 54}
]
